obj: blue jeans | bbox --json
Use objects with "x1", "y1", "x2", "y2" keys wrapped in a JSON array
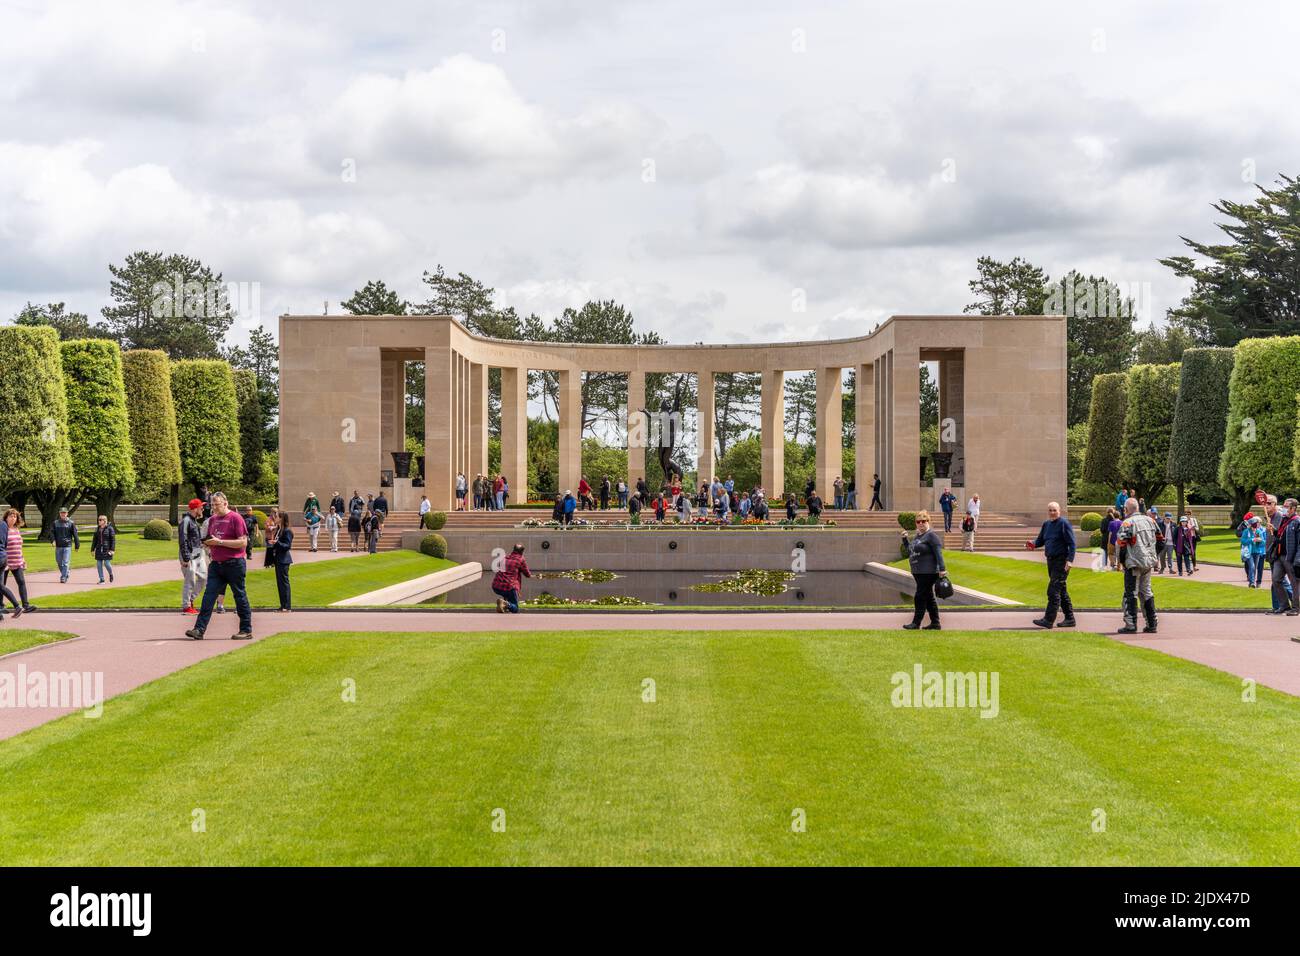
[
  {"x1": 1244, "y1": 554, "x2": 1264, "y2": 586},
  {"x1": 96, "y1": 558, "x2": 113, "y2": 582},
  {"x1": 194, "y1": 558, "x2": 252, "y2": 634},
  {"x1": 493, "y1": 585, "x2": 520, "y2": 612},
  {"x1": 55, "y1": 546, "x2": 72, "y2": 580},
  {"x1": 496, "y1": 491, "x2": 505, "y2": 509}
]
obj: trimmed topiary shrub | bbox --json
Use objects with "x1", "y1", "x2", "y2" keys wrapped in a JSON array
[
  {"x1": 1169, "y1": 347, "x2": 1234, "y2": 487},
  {"x1": 1118, "y1": 362, "x2": 1180, "y2": 503},
  {"x1": 1078, "y1": 512, "x2": 1103, "y2": 532},
  {"x1": 0, "y1": 325, "x2": 74, "y2": 492},
  {"x1": 249, "y1": 509, "x2": 268, "y2": 530},
  {"x1": 1222, "y1": 336, "x2": 1300, "y2": 492},
  {"x1": 171, "y1": 359, "x2": 242, "y2": 491},
  {"x1": 142, "y1": 518, "x2": 173, "y2": 540},
  {"x1": 419, "y1": 532, "x2": 448, "y2": 559},
  {"x1": 1089, "y1": 529, "x2": 1103, "y2": 548},
  {"x1": 1082, "y1": 372, "x2": 1128, "y2": 489},
  {"x1": 233, "y1": 368, "x2": 264, "y2": 486},
  {"x1": 121, "y1": 349, "x2": 183, "y2": 488},
  {"x1": 62, "y1": 338, "x2": 137, "y2": 521},
  {"x1": 423, "y1": 510, "x2": 447, "y2": 530},
  {"x1": 897, "y1": 512, "x2": 917, "y2": 531}
]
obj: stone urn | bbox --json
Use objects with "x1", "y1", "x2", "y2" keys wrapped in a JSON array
[
  {"x1": 931, "y1": 452, "x2": 954, "y2": 479},
  {"x1": 391, "y1": 451, "x2": 412, "y2": 479}
]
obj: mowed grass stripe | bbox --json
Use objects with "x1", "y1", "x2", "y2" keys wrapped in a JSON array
[
  {"x1": 700, "y1": 632, "x2": 954, "y2": 865},
  {"x1": 495, "y1": 634, "x2": 761, "y2": 865}
]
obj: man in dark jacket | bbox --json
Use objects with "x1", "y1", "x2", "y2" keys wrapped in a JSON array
[
  {"x1": 373, "y1": 492, "x2": 389, "y2": 518},
  {"x1": 179, "y1": 498, "x2": 205, "y2": 613},
  {"x1": 1028, "y1": 501, "x2": 1077, "y2": 629},
  {"x1": 1279, "y1": 498, "x2": 1300, "y2": 616},
  {"x1": 939, "y1": 488, "x2": 957, "y2": 532},
  {"x1": 50, "y1": 508, "x2": 80, "y2": 583},
  {"x1": 330, "y1": 491, "x2": 346, "y2": 517}
]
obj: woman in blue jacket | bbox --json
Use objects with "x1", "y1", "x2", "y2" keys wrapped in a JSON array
[{"x1": 1240, "y1": 515, "x2": 1266, "y2": 587}]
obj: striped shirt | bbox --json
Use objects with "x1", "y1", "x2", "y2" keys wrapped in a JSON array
[{"x1": 5, "y1": 528, "x2": 24, "y2": 570}]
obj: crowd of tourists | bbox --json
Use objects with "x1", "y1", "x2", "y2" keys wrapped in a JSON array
[
  {"x1": 300, "y1": 489, "x2": 388, "y2": 554},
  {"x1": 454, "y1": 472, "x2": 510, "y2": 511},
  {"x1": 1098, "y1": 488, "x2": 1203, "y2": 576},
  {"x1": 546, "y1": 472, "x2": 864, "y2": 526}
]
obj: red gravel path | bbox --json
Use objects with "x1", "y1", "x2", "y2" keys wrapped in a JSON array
[{"x1": 2, "y1": 608, "x2": 1296, "y2": 740}]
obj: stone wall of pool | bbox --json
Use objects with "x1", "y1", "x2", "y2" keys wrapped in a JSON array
[{"x1": 402, "y1": 529, "x2": 900, "y2": 571}]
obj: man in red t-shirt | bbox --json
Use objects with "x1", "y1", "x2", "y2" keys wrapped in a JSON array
[{"x1": 185, "y1": 491, "x2": 253, "y2": 641}]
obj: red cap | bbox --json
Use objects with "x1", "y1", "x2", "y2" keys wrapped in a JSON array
[
  {"x1": 1243, "y1": 511, "x2": 1254, "y2": 520},
  {"x1": 188, "y1": 498, "x2": 204, "y2": 510}
]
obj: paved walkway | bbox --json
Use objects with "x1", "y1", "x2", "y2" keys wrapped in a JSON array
[
  {"x1": 15, "y1": 548, "x2": 365, "y2": 600},
  {"x1": 2, "y1": 607, "x2": 1297, "y2": 740}
]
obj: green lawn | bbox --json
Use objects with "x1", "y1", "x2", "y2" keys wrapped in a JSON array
[
  {"x1": 36, "y1": 552, "x2": 458, "y2": 609},
  {"x1": 0, "y1": 628, "x2": 74, "y2": 657},
  {"x1": 0, "y1": 628, "x2": 1296, "y2": 865},
  {"x1": 17, "y1": 533, "x2": 178, "y2": 573},
  {"x1": 892, "y1": 551, "x2": 1258, "y2": 609}
]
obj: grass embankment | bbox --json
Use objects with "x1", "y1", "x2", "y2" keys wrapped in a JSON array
[
  {"x1": 0, "y1": 629, "x2": 75, "y2": 657},
  {"x1": 889, "y1": 551, "x2": 1257, "y2": 609},
  {"x1": 36, "y1": 552, "x2": 458, "y2": 609}
]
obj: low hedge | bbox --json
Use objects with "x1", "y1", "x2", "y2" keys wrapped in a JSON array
[
  {"x1": 1078, "y1": 512, "x2": 1103, "y2": 532},
  {"x1": 141, "y1": 518, "x2": 173, "y2": 540},
  {"x1": 420, "y1": 532, "x2": 448, "y2": 559},
  {"x1": 423, "y1": 511, "x2": 447, "y2": 530},
  {"x1": 897, "y1": 512, "x2": 917, "y2": 531}
]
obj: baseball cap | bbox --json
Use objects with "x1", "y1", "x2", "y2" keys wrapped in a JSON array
[{"x1": 188, "y1": 498, "x2": 204, "y2": 510}]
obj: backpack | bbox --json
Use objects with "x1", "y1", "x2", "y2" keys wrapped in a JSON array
[{"x1": 961, "y1": 515, "x2": 975, "y2": 532}]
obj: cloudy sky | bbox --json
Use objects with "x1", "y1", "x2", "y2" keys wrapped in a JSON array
[{"x1": 1, "y1": 0, "x2": 1296, "y2": 348}]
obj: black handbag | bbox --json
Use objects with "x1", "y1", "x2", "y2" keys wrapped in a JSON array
[{"x1": 934, "y1": 576, "x2": 955, "y2": 599}]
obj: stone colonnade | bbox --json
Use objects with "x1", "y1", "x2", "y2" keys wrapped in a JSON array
[{"x1": 278, "y1": 314, "x2": 1067, "y2": 519}]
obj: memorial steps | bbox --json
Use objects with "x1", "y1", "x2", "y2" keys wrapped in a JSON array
[{"x1": 424, "y1": 509, "x2": 1058, "y2": 552}]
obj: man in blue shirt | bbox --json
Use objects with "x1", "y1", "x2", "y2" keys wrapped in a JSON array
[
  {"x1": 1028, "y1": 501, "x2": 1076, "y2": 629},
  {"x1": 939, "y1": 488, "x2": 957, "y2": 532}
]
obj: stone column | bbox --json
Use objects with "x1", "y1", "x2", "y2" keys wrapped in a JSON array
[
  {"x1": 627, "y1": 369, "x2": 646, "y2": 495},
  {"x1": 815, "y1": 366, "x2": 843, "y2": 499},
  {"x1": 696, "y1": 370, "x2": 715, "y2": 485},
  {"x1": 380, "y1": 353, "x2": 405, "y2": 465},
  {"x1": 500, "y1": 366, "x2": 529, "y2": 506},
  {"x1": 890, "y1": 347, "x2": 920, "y2": 511},
  {"x1": 854, "y1": 362, "x2": 874, "y2": 508},
  {"x1": 939, "y1": 353, "x2": 966, "y2": 487},
  {"x1": 558, "y1": 368, "x2": 582, "y2": 495},
  {"x1": 761, "y1": 369, "x2": 784, "y2": 496},
  {"x1": 875, "y1": 353, "x2": 891, "y2": 507},
  {"x1": 424, "y1": 345, "x2": 455, "y2": 509},
  {"x1": 460, "y1": 354, "x2": 470, "y2": 480},
  {"x1": 470, "y1": 361, "x2": 488, "y2": 478}
]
